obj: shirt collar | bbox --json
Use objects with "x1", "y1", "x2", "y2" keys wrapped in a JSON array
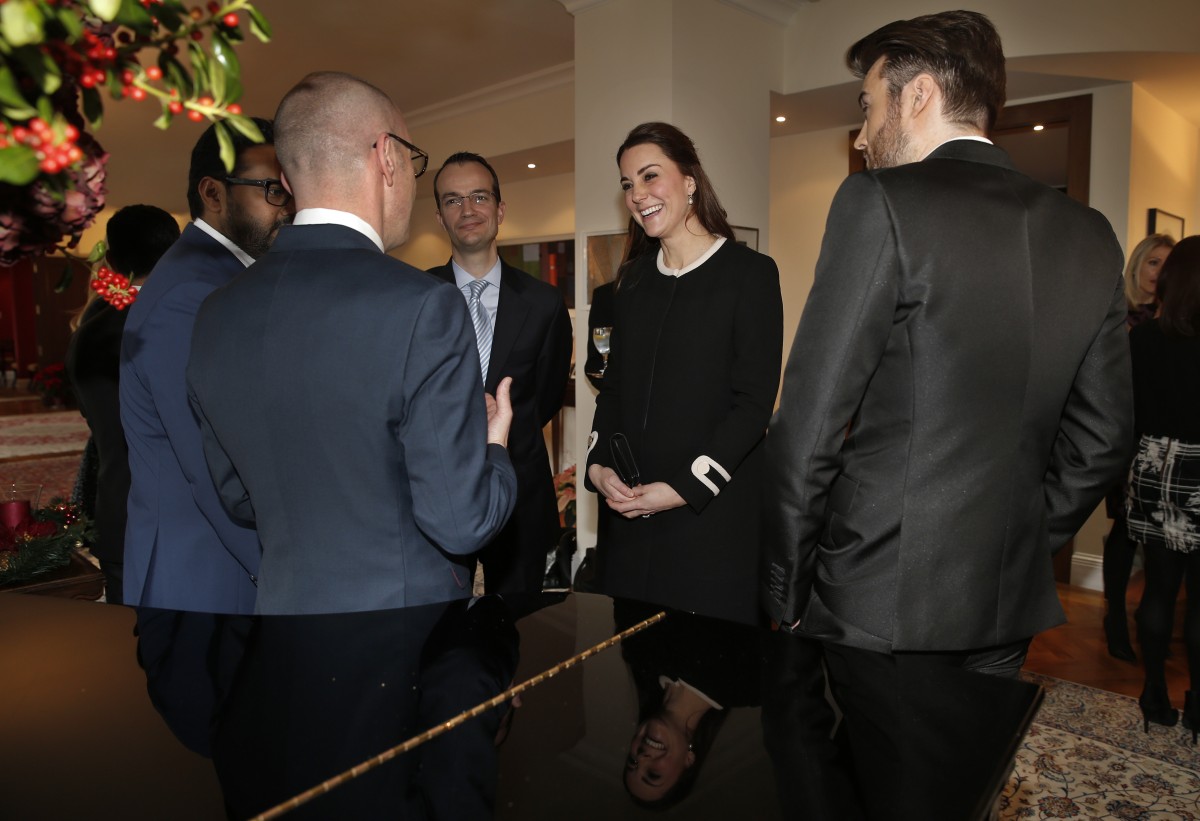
[
  {"x1": 292, "y1": 208, "x2": 385, "y2": 252},
  {"x1": 194, "y1": 218, "x2": 255, "y2": 268},
  {"x1": 923, "y1": 135, "x2": 994, "y2": 161},
  {"x1": 451, "y1": 256, "x2": 502, "y2": 291}
]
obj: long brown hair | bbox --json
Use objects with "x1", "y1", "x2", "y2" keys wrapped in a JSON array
[
  {"x1": 1157, "y1": 235, "x2": 1200, "y2": 337},
  {"x1": 614, "y1": 123, "x2": 734, "y2": 289}
]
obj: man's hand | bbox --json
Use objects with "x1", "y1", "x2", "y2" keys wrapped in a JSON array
[{"x1": 486, "y1": 376, "x2": 514, "y2": 448}]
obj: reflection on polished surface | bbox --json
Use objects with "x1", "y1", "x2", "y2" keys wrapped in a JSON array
[{"x1": 1, "y1": 591, "x2": 1041, "y2": 819}]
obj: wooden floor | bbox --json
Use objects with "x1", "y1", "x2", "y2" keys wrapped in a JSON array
[{"x1": 1024, "y1": 575, "x2": 1190, "y2": 700}]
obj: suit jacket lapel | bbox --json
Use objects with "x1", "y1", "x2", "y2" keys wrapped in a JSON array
[{"x1": 487, "y1": 262, "x2": 530, "y2": 391}]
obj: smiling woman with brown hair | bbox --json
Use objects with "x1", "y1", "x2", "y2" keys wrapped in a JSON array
[{"x1": 584, "y1": 121, "x2": 783, "y2": 626}]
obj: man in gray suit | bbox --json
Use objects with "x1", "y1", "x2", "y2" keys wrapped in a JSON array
[
  {"x1": 763, "y1": 11, "x2": 1132, "y2": 817},
  {"x1": 187, "y1": 72, "x2": 517, "y2": 615}
]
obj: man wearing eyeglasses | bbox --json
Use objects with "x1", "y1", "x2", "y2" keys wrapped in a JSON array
[
  {"x1": 120, "y1": 117, "x2": 293, "y2": 614},
  {"x1": 186, "y1": 73, "x2": 518, "y2": 616},
  {"x1": 427, "y1": 153, "x2": 572, "y2": 594}
]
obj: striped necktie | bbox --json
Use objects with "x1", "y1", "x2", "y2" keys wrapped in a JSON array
[{"x1": 466, "y1": 279, "x2": 492, "y2": 381}]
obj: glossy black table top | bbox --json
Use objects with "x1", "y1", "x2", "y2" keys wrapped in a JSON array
[{"x1": 0, "y1": 591, "x2": 1039, "y2": 819}]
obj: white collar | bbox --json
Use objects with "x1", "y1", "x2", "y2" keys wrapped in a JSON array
[
  {"x1": 657, "y1": 236, "x2": 726, "y2": 278},
  {"x1": 194, "y1": 219, "x2": 255, "y2": 268},
  {"x1": 923, "y1": 135, "x2": 994, "y2": 160},
  {"x1": 292, "y1": 208, "x2": 385, "y2": 252}
]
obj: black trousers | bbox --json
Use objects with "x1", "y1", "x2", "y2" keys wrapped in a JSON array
[{"x1": 823, "y1": 638, "x2": 1031, "y2": 821}]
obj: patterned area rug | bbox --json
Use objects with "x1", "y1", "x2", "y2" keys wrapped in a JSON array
[
  {"x1": 0, "y1": 453, "x2": 83, "y2": 502},
  {"x1": 0, "y1": 411, "x2": 90, "y2": 459},
  {"x1": 1005, "y1": 673, "x2": 1200, "y2": 819}
]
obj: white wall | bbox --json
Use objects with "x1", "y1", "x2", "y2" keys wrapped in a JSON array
[{"x1": 1129, "y1": 84, "x2": 1200, "y2": 247}]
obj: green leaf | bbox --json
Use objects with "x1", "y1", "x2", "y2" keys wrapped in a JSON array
[
  {"x1": 215, "y1": 120, "x2": 235, "y2": 172},
  {"x1": 159, "y1": 54, "x2": 190, "y2": 97},
  {"x1": 0, "y1": 144, "x2": 40, "y2": 185},
  {"x1": 36, "y1": 95, "x2": 53, "y2": 121},
  {"x1": 223, "y1": 114, "x2": 263, "y2": 143},
  {"x1": 55, "y1": 7, "x2": 83, "y2": 39},
  {"x1": 11, "y1": 44, "x2": 61, "y2": 97},
  {"x1": 81, "y1": 86, "x2": 104, "y2": 128},
  {"x1": 88, "y1": 0, "x2": 123, "y2": 23},
  {"x1": 153, "y1": 106, "x2": 173, "y2": 130},
  {"x1": 208, "y1": 58, "x2": 226, "y2": 105},
  {"x1": 1, "y1": 1, "x2": 45, "y2": 47},
  {"x1": 160, "y1": 53, "x2": 194, "y2": 98},
  {"x1": 53, "y1": 262, "x2": 75, "y2": 293},
  {"x1": 187, "y1": 41, "x2": 210, "y2": 91},
  {"x1": 1, "y1": 100, "x2": 38, "y2": 120},
  {"x1": 246, "y1": 4, "x2": 271, "y2": 42},
  {"x1": 0, "y1": 65, "x2": 34, "y2": 114},
  {"x1": 210, "y1": 32, "x2": 242, "y2": 102},
  {"x1": 86, "y1": 240, "x2": 108, "y2": 264},
  {"x1": 151, "y1": 2, "x2": 183, "y2": 32}
]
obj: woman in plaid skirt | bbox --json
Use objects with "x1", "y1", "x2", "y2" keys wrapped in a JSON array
[{"x1": 1128, "y1": 235, "x2": 1200, "y2": 737}]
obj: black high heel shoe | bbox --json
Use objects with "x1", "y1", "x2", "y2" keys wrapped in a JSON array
[
  {"x1": 1104, "y1": 610, "x2": 1137, "y2": 662},
  {"x1": 1182, "y1": 691, "x2": 1200, "y2": 744},
  {"x1": 1139, "y1": 687, "x2": 1178, "y2": 733}
]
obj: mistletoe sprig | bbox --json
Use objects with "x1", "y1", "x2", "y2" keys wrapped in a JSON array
[{"x1": 0, "y1": 0, "x2": 273, "y2": 186}]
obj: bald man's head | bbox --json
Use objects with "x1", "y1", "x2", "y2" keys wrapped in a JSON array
[{"x1": 274, "y1": 71, "x2": 398, "y2": 195}]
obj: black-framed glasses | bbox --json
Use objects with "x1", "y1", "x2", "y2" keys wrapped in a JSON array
[
  {"x1": 225, "y1": 177, "x2": 292, "y2": 207},
  {"x1": 373, "y1": 132, "x2": 429, "y2": 178},
  {"x1": 440, "y1": 192, "x2": 496, "y2": 210}
]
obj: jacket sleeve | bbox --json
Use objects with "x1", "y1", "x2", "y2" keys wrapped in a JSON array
[
  {"x1": 1043, "y1": 261, "x2": 1135, "y2": 551},
  {"x1": 763, "y1": 173, "x2": 900, "y2": 627},
  {"x1": 400, "y1": 284, "x2": 518, "y2": 554},
  {"x1": 147, "y1": 280, "x2": 261, "y2": 576},
  {"x1": 534, "y1": 293, "x2": 573, "y2": 428},
  {"x1": 667, "y1": 255, "x2": 783, "y2": 513},
  {"x1": 584, "y1": 285, "x2": 623, "y2": 492}
]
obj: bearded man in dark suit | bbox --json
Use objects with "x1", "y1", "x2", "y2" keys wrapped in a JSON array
[
  {"x1": 187, "y1": 73, "x2": 517, "y2": 615},
  {"x1": 763, "y1": 11, "x2": 1132, "y2": 817},
  {"x1": 428, "y1": 152, "x2": 572, "y2": 593}
]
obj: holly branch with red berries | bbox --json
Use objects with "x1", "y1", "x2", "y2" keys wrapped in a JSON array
[{"x1": 0, "y1": 0, "x2": 272, "y2": 269}]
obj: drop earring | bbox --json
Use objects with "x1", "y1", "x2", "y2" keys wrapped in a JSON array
[{"x1": 688, "y1": 193, "x2": 694, "y2": 205}]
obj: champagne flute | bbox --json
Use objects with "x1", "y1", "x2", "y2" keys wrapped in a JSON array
[{"x1": 591, "y1": 326, "x2": 613, "y2": 378}]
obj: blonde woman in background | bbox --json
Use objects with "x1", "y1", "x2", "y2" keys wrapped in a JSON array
[{"x1": 1104, "y1": 232, "x2": 1177, "y2": 661}]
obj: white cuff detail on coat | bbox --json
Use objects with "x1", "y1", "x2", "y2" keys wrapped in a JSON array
[
  {"x1": 690, "y1": 455, "x2": 731, "y2": 496},
  {"x1": 587, "y1": 431, "x2": 599, "y2": 458}
]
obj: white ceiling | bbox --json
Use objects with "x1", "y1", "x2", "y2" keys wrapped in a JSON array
[
  {"x1": 92, "y1": 3, "x2": 1200, "y2": 212},
  {"x1": 98, "y1": 0, "x2": 575, "y2": 210}
]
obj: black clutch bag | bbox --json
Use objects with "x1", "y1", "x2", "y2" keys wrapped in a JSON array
[{"x1": 610, "y1": 433, "x2": 641, "y2": 487}]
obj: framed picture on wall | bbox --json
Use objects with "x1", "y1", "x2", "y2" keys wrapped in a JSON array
[
  {"x1": 585, "y1": 230, "x2": 626, "y2": 305},
  {"x1": 1148, "y1": 208, "x2": 1185, "y2": 240}
]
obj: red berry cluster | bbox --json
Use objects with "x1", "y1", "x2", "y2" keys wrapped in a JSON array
[
  {"x1": 0, "y1": 119, "x2": 84, "y2": 174},
  {"x1": 77, "y1": 30, "x2": 117, "y2": 88},
  {"x1": 89, "y1": 266, "x2": 138, "y2": 310}
]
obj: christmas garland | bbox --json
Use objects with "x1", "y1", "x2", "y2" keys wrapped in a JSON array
[{"x1": 0, "y1": 500, "x2": 91, "y2": 586}]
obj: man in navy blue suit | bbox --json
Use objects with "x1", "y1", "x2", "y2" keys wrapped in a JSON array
[
  {"x1": 120, "y1": 119, "x2": 293, "y2": 614},
  {"x1": 186, "y1": 72, "x2": 517, "y2": 615}
]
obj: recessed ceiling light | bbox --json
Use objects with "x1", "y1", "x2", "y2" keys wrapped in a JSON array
[
  {"x1": 1033, "y1": 124, "x2": 1044, "y2": 131},
  {"x1": 527, "y1": 162, "x2": 537, "y2": 169},
  {"x1": 775, "y1": 115, "x2": 787, "y2": 123}
]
